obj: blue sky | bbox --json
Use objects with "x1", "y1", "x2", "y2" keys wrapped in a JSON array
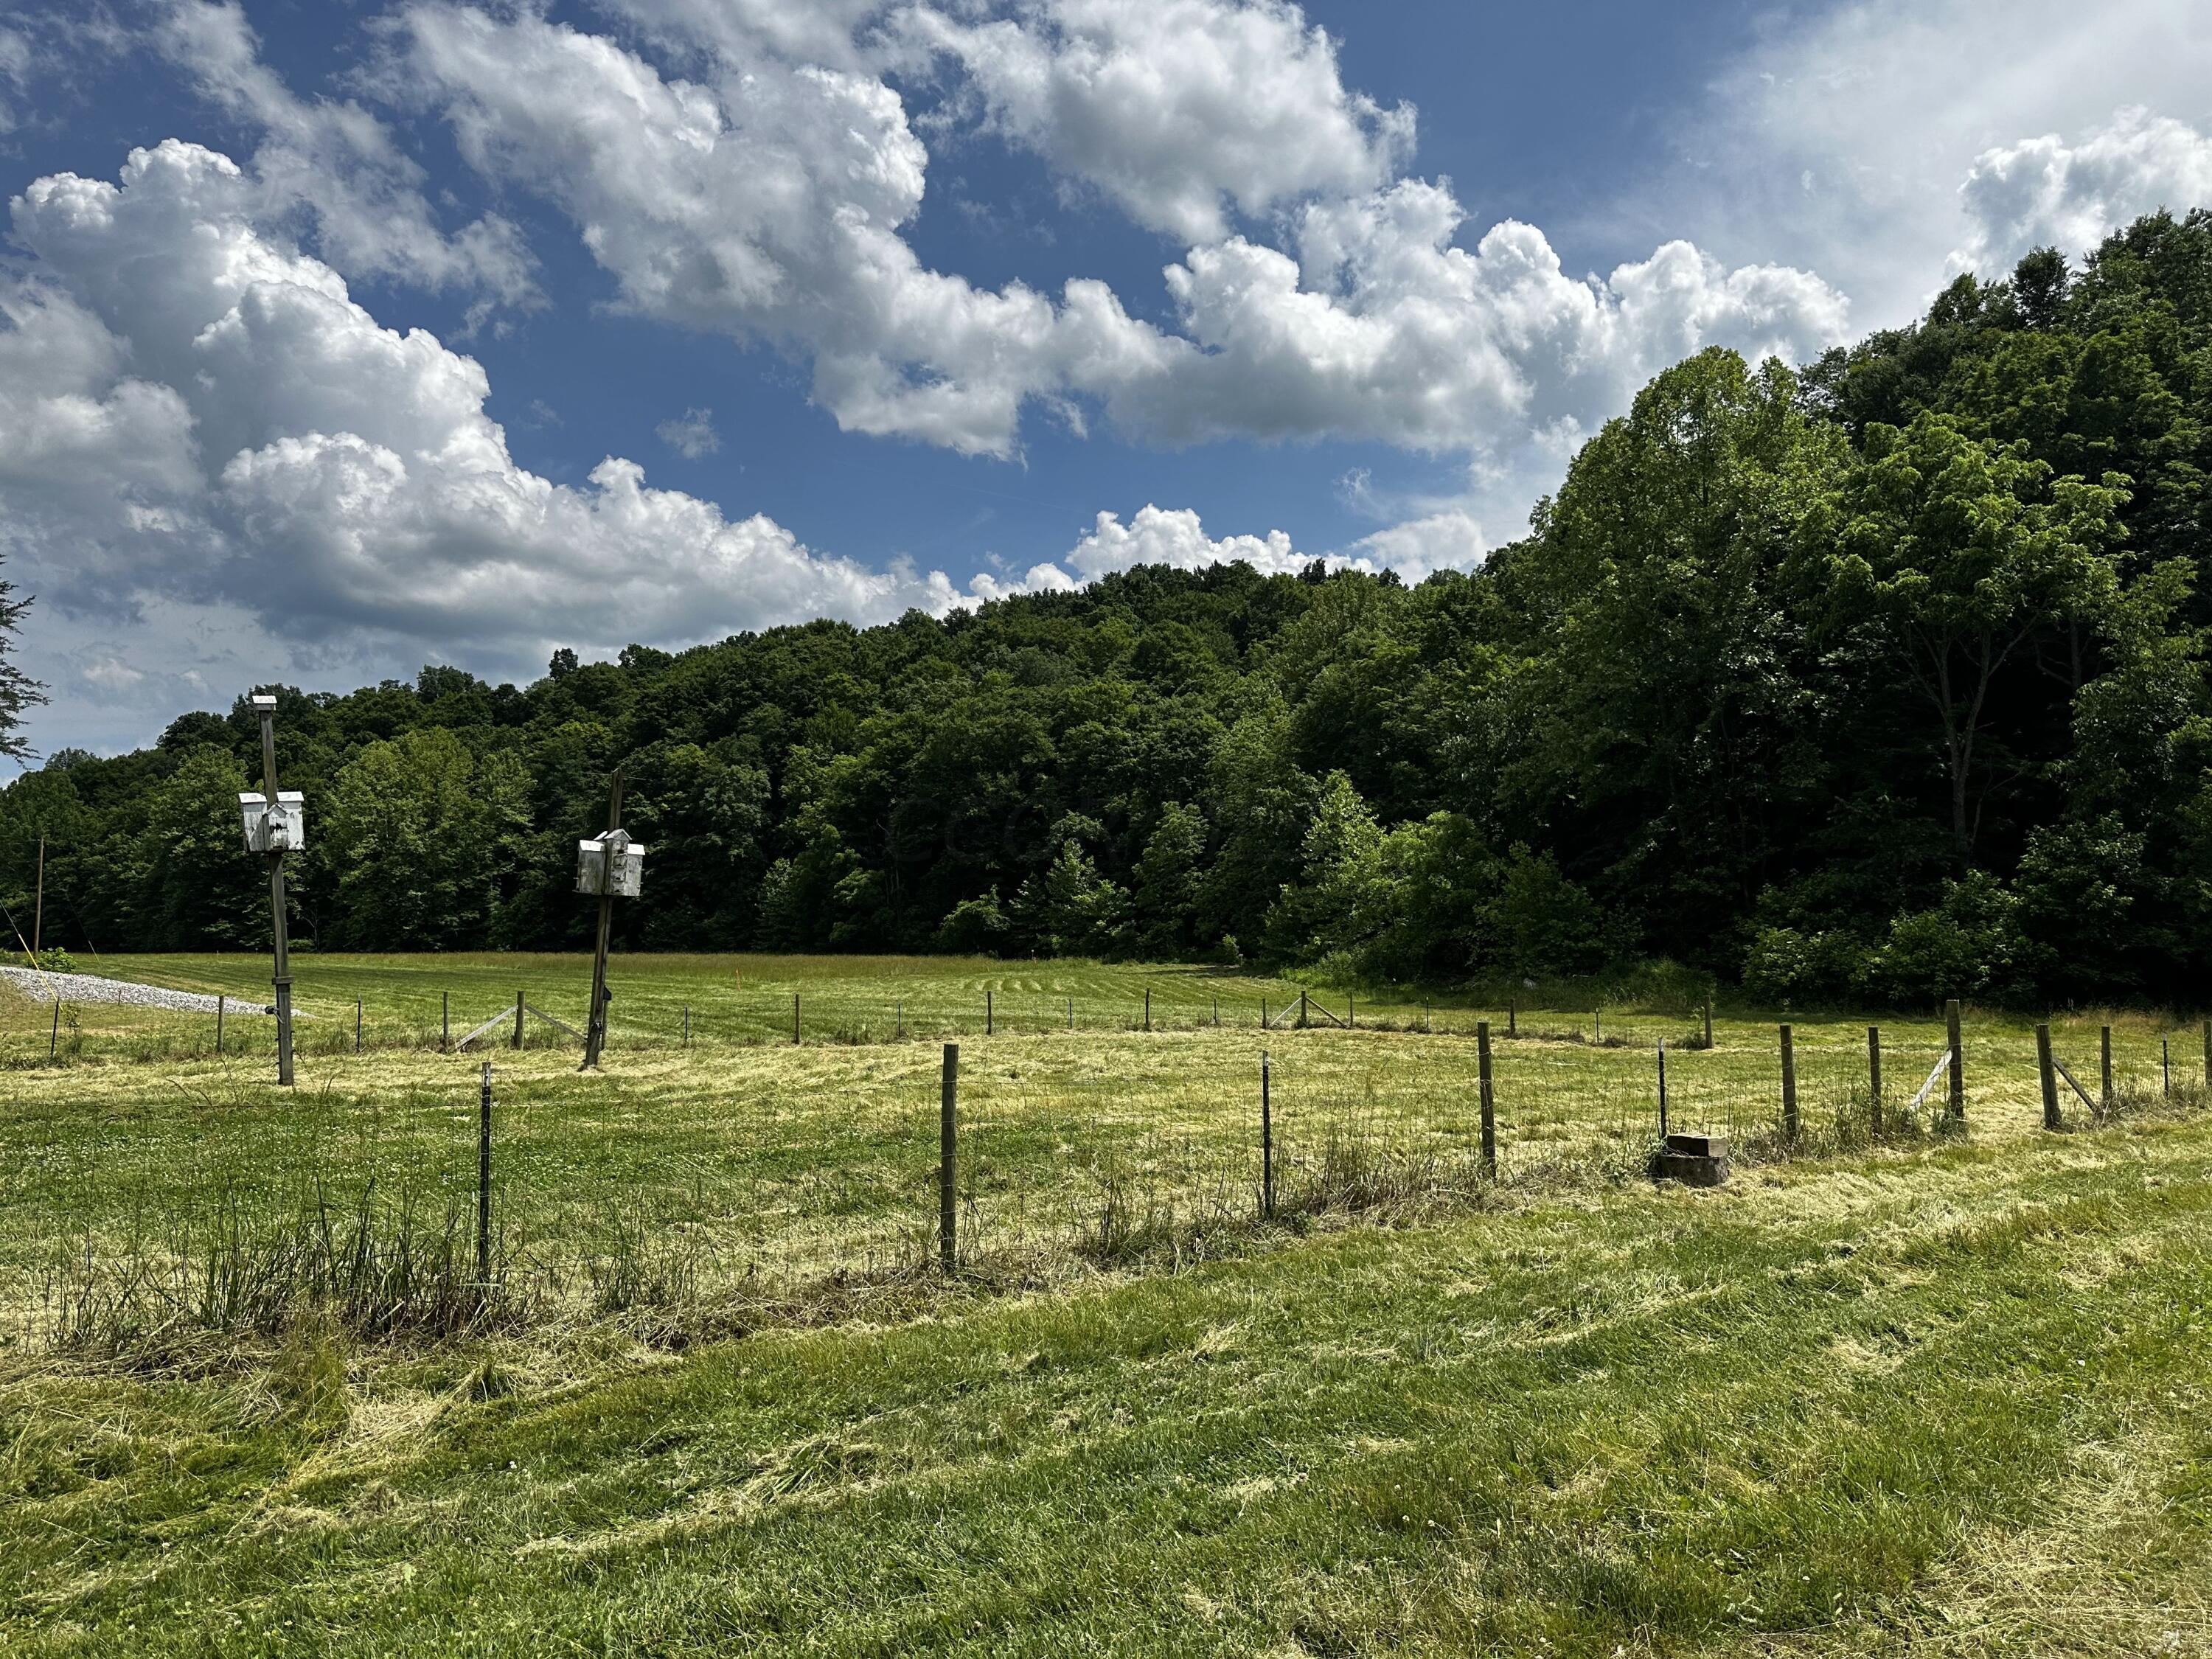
[{"x1": 2, "y1": 0, "x2": 2208, "y2": 757}]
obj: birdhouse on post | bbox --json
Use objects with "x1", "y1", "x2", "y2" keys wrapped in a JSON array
[
  {"x1": 246, "y1": 693, "x2": 299, "y2": 1087},
  {"x1": 574, "y1": 829, "x2": 646, "y2": 897},
  {"x1": 237, "y1": 791, "x2": 306, "y2": 855},
  {"x1": 578, "y1": 776, "x2": 640, "y2": 1071}
]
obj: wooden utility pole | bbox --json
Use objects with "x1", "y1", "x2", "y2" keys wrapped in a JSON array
[
  {"x1": 582, "y1": 773, "x2": 625, "y2": 1070},
  {"x1": 254, "y1": 696, "x2": 296, "y2": 1088}
]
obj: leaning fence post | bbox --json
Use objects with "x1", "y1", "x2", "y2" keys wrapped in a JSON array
[
  {"x1": 1478, "y1": 1020, "x2": 1498, "y2": 1178},
  {"x1": 1868, "y1": 1026, "x2": 1882, "y2": 1137},
  {"x1": 1260, "y1": 1050, "x2": 1274, "y2": 1219},
  {"x1": 216, "y1": 993, "x2": 226, "y2": 1056},
  {"x1": 512, "y1": 990, "x2": 524, "y2": 1051},
  {"x1": 1779, "y1": 1024, "x2": 1798, "y2": 1141},
  {"x1": 939, "y1": 1043, "x2": 959, "y2": 1273},
  {"x1": 2099, "y1": 1025, "x2": 2112, "y2": 1113},
  {"x1": 1947, "y1": 999, "x2": 1966, "y2": 1121},
  {"x1": 477, "y1": 1060, "x2": 494, "y2": 1284},
  {"x1": 2037, "y1": 1023, "x2": 2061, "y2": 1131}
]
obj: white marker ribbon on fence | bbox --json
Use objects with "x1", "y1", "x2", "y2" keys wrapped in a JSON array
[{"x1": 1905, "y1": 1050, "x2": 1952, "y2": 1111}]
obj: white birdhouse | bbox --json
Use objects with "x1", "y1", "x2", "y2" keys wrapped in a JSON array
[
  {"x1": 238, "y1": 791, "x2": 307, "y2": 855},
  {"x1": 576, "y1": 828, "x2": 647, "y2": 897}
]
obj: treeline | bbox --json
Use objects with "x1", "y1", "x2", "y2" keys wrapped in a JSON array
[{"x1": 8, "y1": 212, "x2": 2212, "y2": 1006}]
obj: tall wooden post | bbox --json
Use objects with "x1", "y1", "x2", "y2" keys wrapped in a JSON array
[
  {"x1": 1780, "y1": 1024, "x2": 1798, "y2": 1141},
  {"x1": 2037, "y1": 1024, "x2": 2061, "y2": 1131},
  {"x1": 442, "y1": 991, "x2": 450, "y2": 1053},
  {"x1": 793, "y1": 992, "x2": 801, "y2": 1046},
  {"x1": 1298, "y1": 990, "x2": 1309, "y2": 1030},
  {"x1": 256, "y1": 697, "x2": 296, "y2": 1088},
  {"x1": 477, "y1": 1061, "x2": 494, "y2": 1284},
  {"x1": 1260, "y1": 1051, "x2": 1274, "y2": 1218},
  {"x1": 1656, "y1": 1035, "x2": 1668, "y2": 1141},
  {"x1": 987, "y1": 990, "x2": 993, "y2": 1036},
  {"x1": 1947, "y1": 1000, "x2": 1966, "y2": 1121},
  {"x1": 1594, "y1": 1009, "x2": 1601, "y2": 1044},
  {"x1": 2163, "y1": 1035, "x2": 2170, "y2": 1099},
  {"x1": 1143, "y1": 988, "x2": 1150, "y2": 1032},
  {"x1": 1703, "y1": 1001, "x2": 1713, "y2": 1049},
  {"x1": 582, "y1": 773, "x2": 625, "y2": 1070},
  {"x1": 939, "y1": 1044, "x2": 959, "y2": 1273},
  {"x1": 355, "y1": 997, "x2": 363, "y2": 1054},
  {"x1": 1348, "y1": 993, "x2": 1355, "y2": 1029},
  {"x1": 1478, "y1": 1020, "x2": 1497, "y2": 1177},
  {"x1": 216, "y1": 993, "x2": 226, "y2": 1056},
  {"x1": 2099, "y1": 1026, "x2": 2113, "y2": 1112},
  {"x1": 1508, "y1": 999, "x2": 1517, "y2": 1038},
  {"x1": 684, "y1": 1006, "x2": 691, "y2": 1049},
  {"x1": 1867, "y1": 1026, "x2": 1882, "y2": 1137},
  {"x1": 512, "y1": 990, "x2": 524, "y2": 1050}
]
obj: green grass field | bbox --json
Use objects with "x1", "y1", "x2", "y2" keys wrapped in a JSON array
[{"x1": 4, "y1": 955, "x2": 2210, "y2": 1655}]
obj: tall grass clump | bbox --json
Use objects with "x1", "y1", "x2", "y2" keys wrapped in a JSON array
[{"x1": 44, "y1": 1177, "x2": 518, "y2": 1361}]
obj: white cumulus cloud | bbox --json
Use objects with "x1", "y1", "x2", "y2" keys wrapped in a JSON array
[
  {"x1": 894, "y1": 0, "x2": 1413, "y2": 243},
  {"x1": 656, "y1": 407, "x2": 721, "y2": 459},
  {"x1": 1956, "y1": 108, "x2": 2212, "y2": 274},
  {"x1": 0, "y1": 139, "x2": 1009, "y2": 681}
]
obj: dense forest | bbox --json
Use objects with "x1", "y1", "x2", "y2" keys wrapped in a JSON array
[{"x1": 7, "y1": 212, "x2": 2212, "y2": 1007}]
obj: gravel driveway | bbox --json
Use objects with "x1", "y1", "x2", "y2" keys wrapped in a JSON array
[{"x1": 0, "y1": 965, "x2": 273, "y2": 1015}]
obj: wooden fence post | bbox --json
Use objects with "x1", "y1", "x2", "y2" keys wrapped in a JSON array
[
  {"x1": 897, "y1": 999, "x2": 905, "y2": 1040},
  {"x1": 2037, "y1": 1023, "x2": 2061, "y2": 1131},
  {"x1": 512, "y1": 990, "x2": 524, "y2": 1051},
  {"x1": 1143, "y1": 989, "x2": 1150, "y2": 1032},
  {"x1": 1260, "y1": 1051, "x2": 1274, "y2": 1219},
  {"x1": 1478, "y1": 1020, "x2": 1498, "y2": 1178},
  {"x1": 939, "y1": 1043, "x2": 959, "y2": 1273},
  {"x1": 2202, "y1": 1020, "x2": 2210, "y2": 1088},
  {"x1": 477, "y1": 1061, "x2": 494, "y2": 1284},
  {"x1": 1868, "y1": 1026, "x2": 1882, "y2": 1138},
  {"x1": 2161, "y1": 1035, "x2": 2169, "y2": 1098},
  {"x1": 216, "y1": 993, "x2": 226, "y2": 1056},
  {"x1": 684, "y1": 1006, "x2": 691, "y2": 1049},
  {"x1": 50, "y1": 998, "x2": 60, "y2": 1062},
  {"x1": 442, "y1": 991, "x2": 450, "y2": 1053},
  {"x1": 2100, "y1": 1025, "x2": 2112, "y2": 1112},
  {"x1": 1780, "y1": 1024, "x2": 1798, "y2": 1141},
  {"x1": 1298, "y1": 991, "x2": 1309, "y2": 1030},
  {"x1": 355, "y1": 997, "x2": 363, "y2": 1054},
  {"x1": 987, "y1": 990, "x2": 994, "y2": 1036},
  {"x1": 793, "y1": 993, "x2": 801, "y2": 1046},
  {"x1": 1703, "y1": 1001, "x2": 1714, "y2": 1049},
  {"x1": 1262, "y1": 996, "x2": 1268, "y2": 1029},
  {"x1": 1348, "y1": 993, "x2": 1355, "y2": 1030},
  {"x1": 1657, "y1": 1035, "x2": 1669, "y2": 1141},
  {"x1": 1594, "y1": 1009, "x2": 1602, "y2": 1044},
  {"x1": 1947, "y1": 1000, "x2": 1966, "y2": 1121},
  {"x1": 1508, "y1": 999, "x2": 1517, "y2": 1038}
]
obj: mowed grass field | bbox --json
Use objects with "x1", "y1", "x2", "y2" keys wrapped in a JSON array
[{"x1": 3, "y1": 955, "x2": 2210, "y2": 1655}]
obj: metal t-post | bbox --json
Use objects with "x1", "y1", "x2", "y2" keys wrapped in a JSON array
[
  {"x1": 258, "y1": 699, "x2": 296, "y2": 1088},
  {"x1": 582, "y1": 773, "x2": 625, "y2": 1070}
]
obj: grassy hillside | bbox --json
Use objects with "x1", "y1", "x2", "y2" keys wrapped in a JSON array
[{"x1": 3, "y1": 959, "x2": 2209, "y2": 1653}]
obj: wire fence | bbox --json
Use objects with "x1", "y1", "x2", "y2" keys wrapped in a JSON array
[{"x1": 10, "y1": 1011, "x2": 2209, "y2": 1362}]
